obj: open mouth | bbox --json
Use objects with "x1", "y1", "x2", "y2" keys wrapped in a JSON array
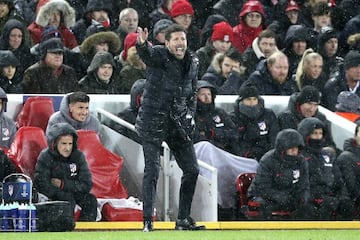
[{"x1": 176, "y1": 47, "x2": 184, "y2": 53}]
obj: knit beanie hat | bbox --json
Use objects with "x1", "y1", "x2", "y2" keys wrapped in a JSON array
[
  {"x1": 211, "y1": 21, "x2": 233, "y2": 43},
  {"x1": 336, "y1": 91, "x2": 360, "y2": 114},
  {"x1": 87, "y1": 51, "x2": 115, "y2": 73},
  {"x1": 170, "y1": 0, "x2": 194, "y2": 18},
  {"x1": 238, "y1": 84, "x2": 259, "y2": 101},
  {"x1": 153, "y1": 19, "x2": 173, "y2": 39},
  {"x1": 123, "y1": 33, "x2": 138, "y2": 61},
  {"x1": 297, "y1": 86, "x2": 320, "y2": 105},
  {"x1": 344, "y1": 50, "x2": 360, "y2": 70},
  {"x1": 41, "y1": 26, "x2": 62, "y2": 42}
]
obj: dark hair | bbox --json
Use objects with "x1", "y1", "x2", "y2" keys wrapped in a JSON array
[
  {"x1": 68, "y1": 91, "x2": 90, "y2": 104},
  {"x1": 311, "y1": 2, "x2": 331, "y2": 16},
  {"x1": 224, "y1": 48, "x2": 242, "y2": 63},
  {"x1": 258, "y1": 29, "x2": 276, "y2": 42},
  {"x1": 164, "y1": 24, "x2": 186, "y2": 41},
  {"x1": 355, "y1": 124, "x2": 360, "y2": 136}
]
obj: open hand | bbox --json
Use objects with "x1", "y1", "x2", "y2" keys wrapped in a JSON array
[{"x1": 136, "y1": 27, "x2": 149, "y2": 45}]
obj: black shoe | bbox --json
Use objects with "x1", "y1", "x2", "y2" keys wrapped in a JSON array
[
  {"x1": 175, "y1": 216, "x2": 206, "y2": 230},
  {"x1": 143, "y1": 221, "x2": 153, "y2": 232}
]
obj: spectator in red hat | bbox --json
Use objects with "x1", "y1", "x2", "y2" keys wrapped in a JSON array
[
  {"x1": 286, "y1": 0, "x2": 301, "y2": 24},
  {"x1": 196, "y1": 21, "x2": 234, "y2": 77},
  {"x1": 268, "y1": 0, "x2": 304, "y2": 49},
  {"x1": 119, "y1": 32, "x2": 146, "y2": 93},
  {"x1": 170, "y1": 0, "x2": 200, "y2": 51},
  {"x1": 232, "y1": 0, "x2": 265, "y2": 53}
]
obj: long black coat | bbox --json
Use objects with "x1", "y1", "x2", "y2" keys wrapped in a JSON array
[
  {"x1": 248, "y1": 128, "x2": 310, "y2": 207},
  {"x1": 135, "y1": 42, "x2": 198, "y2": 143},
  {"x1": 34, "y1": 123, "x2": 93, "y2": 200}
]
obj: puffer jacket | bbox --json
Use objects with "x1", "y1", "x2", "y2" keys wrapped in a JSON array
[
  {"x1": 194, "y1": 81, "x2": 237, "y2": 153},
  {"x1": 246, "y1": 59, "x2": 298, "y2": 95},
  {"x1": 231, "y1": 96, "x2": 280, "y2": 160},
  {"x1": 248, "y1": 129, "x2": 310, "y2": 206},
  {"x1": 135, "y1": 42, "x2": 198, "y2": 143},
  {"x1": 297, "y1": 118, "x2": 347, "y2": 200},
  {"x1": 34, "y1": 122, "x2": 93, "y2": 200},
  {"x1": 278, "y1": 92, "x2": 336, "y2": 149}
]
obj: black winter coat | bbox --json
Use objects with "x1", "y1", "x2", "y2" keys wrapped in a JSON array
[
  {"x1": 194, "y1": 102, "x2": 237, "y2": 153},
  {"x1": 0, "y1": 150, "x2": 17, "y2": 182},
  {"x1": 248, "y1": 149, "x2": 310, "y2": 206},
  {"x1": 246, "y1": 59, "x2": 298, "y2": 95},
  {"x1": 337, "y1": 138, "x2": 360, "y2": 200},
  {"x1": 78, "y1": 72, "x2": 123, "y2": 94},
  {"x1": 34, "y1": 123, "x2": 93, "y2": 200},
  {"x1": 278, "y1": 93, "x2": 336, "y2": 149},
  {"x1": 202, "y1": 65, "x2": 245, "y2": 95},
  {"x1": 302, "y1": 146, "x2": 344, "y2": 200},
  {"x1": 232, "y1": 98, "x2": 280, "y2": 160},
  {"x1": 135, "y1": 42, "x2": 198, "y2": 143},
  {"x1": 322, "y1": 72, "x2": 360, "y2": 112},
  {"x1": 22, "y1": 62, "x2": 80, "y2": 94},
  {"x1": 196, "y1": 40, "x2": 215, "y2": 78}
]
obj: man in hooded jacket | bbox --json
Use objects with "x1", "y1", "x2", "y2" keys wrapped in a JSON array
[
  {"x1": 248, "y1": 128, "x2": 312, "y2": 220},
  {"x1": 0, "y1": 86, "x2": 16, "y2": 149},
  {"x1": 297, "y1": 117, "x2": 353, "y2": 220},
  {"x1": 34, "y1": 122, "x2": 97, "y2": 221},
  {"x1": 46, "y1": 91, "x2": 100, "y2": 135}
]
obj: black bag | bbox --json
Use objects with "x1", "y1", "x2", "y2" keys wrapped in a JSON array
[{"x1": 35, "y1": 201, "x2": 75, "y2": 232}]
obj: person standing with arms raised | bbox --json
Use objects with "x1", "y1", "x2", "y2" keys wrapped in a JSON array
[{"x1": 135, "y1": 24, "x2": 205, "y2": 232}]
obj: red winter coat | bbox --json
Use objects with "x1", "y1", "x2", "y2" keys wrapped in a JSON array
[{"x1": 232, "y1": 23, "x2": 263, "y2": 53}]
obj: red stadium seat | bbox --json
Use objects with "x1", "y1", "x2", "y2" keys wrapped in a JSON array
[
  {"x1": 16, "y1": 97, "x2": 55, "y2": 132},
  {"x1": 7, "y1": 126, "x2": 48, "y2": 180},
  {"x1": 76, "y1": 130, "x2": 143, "y2": 221},
  {"x1": 236, "y1": 173, "x2": 291, "y2": 220}
]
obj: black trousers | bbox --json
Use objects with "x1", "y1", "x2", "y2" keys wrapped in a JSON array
[
  {"x1": 142, "y1": 132, "x2": 199, "y2": 221},
  {"x1": 57, "y1": 192, "x2": 98, "y2": 221}
]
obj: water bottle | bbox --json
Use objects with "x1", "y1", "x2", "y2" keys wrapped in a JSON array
[
  {"x1": 10, "y1": 202, "x2": 19, "y2": 230},
  {"x1": 1, "y1": 203, "x2": 10, "y2": 231},
  {"x1": 29, "y1": 204, "x2": 37, "y2": 232},
  {"x1": 17, "y1": 203, "x2": 29, "y2": 231}
]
